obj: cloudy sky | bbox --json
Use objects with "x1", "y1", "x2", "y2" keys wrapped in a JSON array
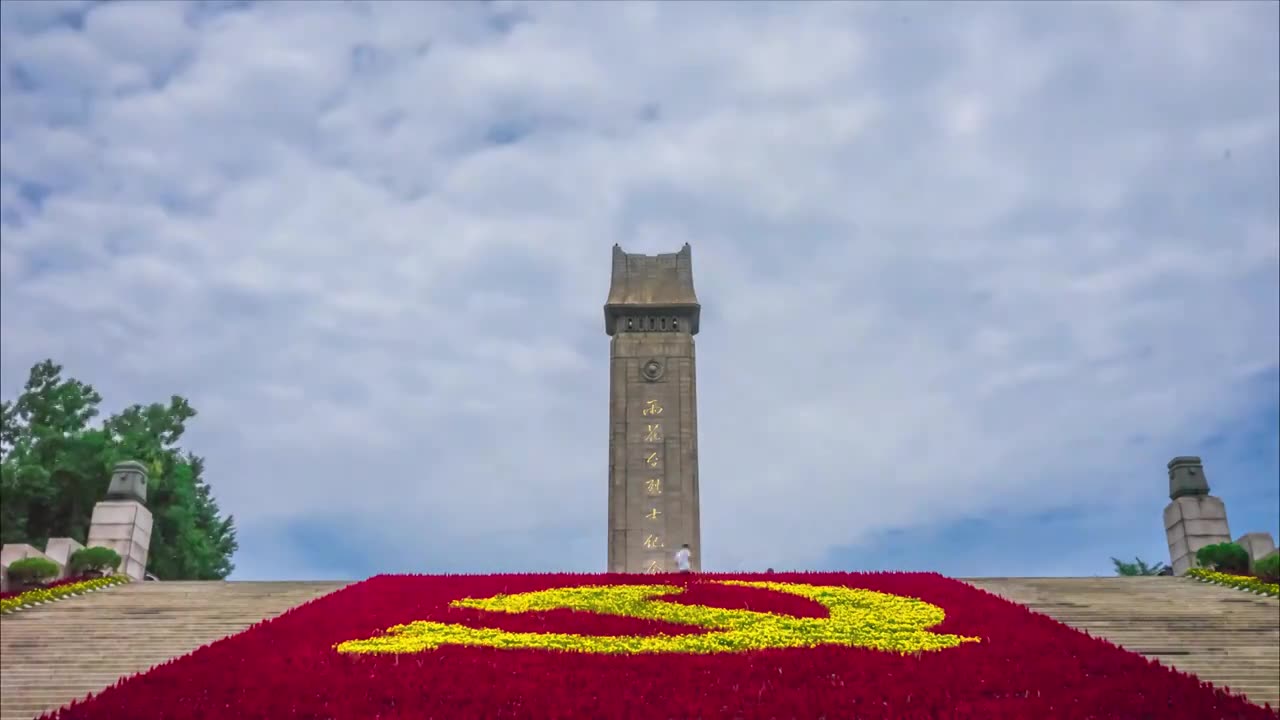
[{"x1": 2, "y1": 0, "x2": 1276, "y2": 580}]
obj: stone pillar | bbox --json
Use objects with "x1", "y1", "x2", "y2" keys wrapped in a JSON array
[
  {"x1": 604, "y1": 244, "x2": 702, "y2": 573},
  {"x1": 1163, "y1": 456, "x2": 1232, "y2": 575},
  {"x1": 87, "y1": 460, "x2": 153, "y2": 581}
]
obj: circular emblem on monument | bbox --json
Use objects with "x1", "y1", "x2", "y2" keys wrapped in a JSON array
[{"x1": 641, "y1": 359, "x2": 665, "y2": 382}]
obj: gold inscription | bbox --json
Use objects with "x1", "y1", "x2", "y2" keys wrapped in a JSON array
[
  {"x1": 645, "y1": 508, "x2": 662, "y2": 520},
  {"x1": 643, "y1": 534, "x2": 662, "y2": 549},
  {"x1": 642, "y1": 400, "x2": 664, "y2": 417},
  {"x1": 644, "y1": 451, "x2": 660, "y2": 468},
  {"x1": 645, "y1": 478, "x2": 663, "y2": 496},
  {"x1": 644, "y1": 423, "x2": 662, "y2": 442},
  {"x1": 644, "y1": 560, "x2": 661, "y2": 574}
]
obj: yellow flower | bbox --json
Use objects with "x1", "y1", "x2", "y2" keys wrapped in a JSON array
[
  {"x1": 0, "y1": 575, "x2": 129, "y2": 614},
  {"x1": 337, "y1": 580, "x2": 980, "y2": 656},
  {"x1": 1186, "y1": 568, "x2": 1279, "y2": 597}
]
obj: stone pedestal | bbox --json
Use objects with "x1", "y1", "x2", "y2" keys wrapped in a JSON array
[
  {"x1": 1235, "y1": 532, "x2": 1278, "y2": 566},
  {"x1": 43, "y1": 538, "x2": 85, "y2": 579},
  {"x1": 1165, "y1": 495, "x2": 1231, "y2": 575},
  {"x1": 87, "y1": 500, "x2": 152, "y2": 581}
]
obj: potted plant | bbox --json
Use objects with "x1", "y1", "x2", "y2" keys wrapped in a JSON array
[
  {"x1": 68, "y1": 546, "x2": 122, "y2": 579},
  {"x1": 6, "y1": 557, "x2": 60, "y2": 592}
]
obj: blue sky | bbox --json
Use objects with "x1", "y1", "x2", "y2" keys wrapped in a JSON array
[{"x1": 1, "y1": 0, "x2": 1276, "y2": 580}]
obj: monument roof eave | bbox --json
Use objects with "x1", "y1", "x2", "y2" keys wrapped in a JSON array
[
  {"x1": 603, "y1": 304, "x2": 701, "y2": 335},
  {"x1": 603, "y1": 243, "x2": 701, "y2": 334}
]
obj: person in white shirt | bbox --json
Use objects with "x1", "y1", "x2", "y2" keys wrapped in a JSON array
[{"x1": 674, "y1": 544, "x2": 692, "y2": 573}]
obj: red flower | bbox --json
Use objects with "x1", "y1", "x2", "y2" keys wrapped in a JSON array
[{"x1": 41, "y1": 572, "x2": 1278, "y2": 719}]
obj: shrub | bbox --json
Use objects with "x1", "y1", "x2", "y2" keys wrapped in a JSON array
[
  {"x1": 1255, "y1": 551, "x2": 1280, "y2": 583},
  {"x1": 1194, "y1": 542, "x2": 1250, "y2": 574},
  {"x1": 6, "y1": 557, "x2": 60, "y2": 584},
  {"x1": 1110, "y1": 557, "x2": 1167, "y2": 576},
  {"x1": 68, "y1": 546, "x2": 122, "y2": 576}
]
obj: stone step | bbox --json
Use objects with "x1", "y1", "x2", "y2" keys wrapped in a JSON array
[
  {"x1": 0, "y1": 581, "x2": 349, "y2": 720},
  {"x1": 964, "y1": 577, "x2": 1279, "y2": 710},
  {"x1": 2, "y1": 578, "x2": 1277, "y2": 720}
]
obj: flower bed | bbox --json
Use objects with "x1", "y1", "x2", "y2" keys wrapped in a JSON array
[
  {"x1": 1, "y1": 575, "x2": 129, "y2": 614},
  {"x1": 1, "y1": 575, "x2": 90, "y2": 601},
  {"x1": 1187, "y1": 567, "x2": 1280, "y2": 597},
  {"x1": 43, "y1": 572, "x2": 1277, "y2": 719}
]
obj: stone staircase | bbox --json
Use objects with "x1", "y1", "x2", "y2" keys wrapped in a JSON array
[
  {"x1": 0, "y1": 577, "x2": 1275, "y2": 719},
  {"x1": 0, "y1": 581, "x2": 348, "y2": 720},
  {"x1": 966, "y1": 577, "x2": 1280, "y2": 711}
]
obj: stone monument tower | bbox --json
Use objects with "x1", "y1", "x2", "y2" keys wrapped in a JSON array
[
  {"x1": 1164, "y1": 456, "x2": 1232, "y2": 576},
  {"x1": 87, "y1": 460, "x2": 154, "y2": 581},
  {"x1": 604, "y1": 244, "x2": 702, "y2": 573}
]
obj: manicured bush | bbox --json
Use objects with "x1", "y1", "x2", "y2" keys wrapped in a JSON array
[
  {"x1": 68, "y1": 546, "x2": 122, "y2": 576},
  {"x1": 5, "y1": 556, "x2": 59, "y2": 584},
  {"x1": 1194, "y1": 542, "x2": 1250, "y2": 574},
  {"x1": 1255, "y1": 551, "x2": 1280, "y2": 583}
]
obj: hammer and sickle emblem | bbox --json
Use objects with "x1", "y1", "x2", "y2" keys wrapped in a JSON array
[{"x1": 336, "y1": 581, "x2": 979, "y2": 655}]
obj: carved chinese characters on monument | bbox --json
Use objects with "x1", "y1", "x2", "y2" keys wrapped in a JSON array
[
  {"x1": 641, "y1": 398, "x2": 666, "y2": 569},
  {"x1": 606, "y1": 243, "x2": 702, "y2": 573}
]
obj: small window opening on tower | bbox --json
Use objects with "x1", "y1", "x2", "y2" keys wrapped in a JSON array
[
  {"x1": 672, "y1": 318, "x2": 679, "y2": 331},
  {"x1": 649, "y1": 317, "x2": 655, "y2": 330},
  {"x1": 626, "y1": 318, "x2": 634, "y2": 330},
  {"x1": 661, "y1": 317, "x2": 667, "y2": 330}
]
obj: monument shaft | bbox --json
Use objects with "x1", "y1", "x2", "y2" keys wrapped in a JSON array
[{"x1": 605, "y1": 244, "x2": 702, "y2": 573}]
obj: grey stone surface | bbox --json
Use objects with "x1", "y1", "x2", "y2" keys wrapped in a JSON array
[
  {"x1": 1167, "y1": 456, "x2": 1210, "y2": 500},
  {"x1": 1163, "y1": 491, "x2": 1228, "y2": 529},
  {"x1": 604, "y1": 243, "x2": 701, "y2": 336},
  {"x1": 1236, "y1": 532, "x2": 1278, "y2": 565},
  {"x1": 605, "y1": 245, "x2": 701, "y2": 573},
  {"x1": 87, "y1": 500, "x2": 152, "y2": 581},
  {"x1": 105, "y1": 460, "x2": 149, "y2": 504},
  {"x1": 42, "y1": 538, "x2": 84, "y2": 579},
  {"x1": 1165, "y1": 495, "x2": 1232, "y2": 575}
]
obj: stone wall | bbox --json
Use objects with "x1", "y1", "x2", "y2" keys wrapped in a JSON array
[{"x1": 1236, "y1": 532, "x2": 1278, "y2": 566}]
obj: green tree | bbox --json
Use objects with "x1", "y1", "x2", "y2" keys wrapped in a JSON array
[
  {"x1": 0, "y1": 360, "x2": 237, "y2": 579},
  {"x1": 0, "y1": 360, "x2": 104, "y2": 546},
  {"x1": 1111, "y1": 556, "x2": 1168, "y2": 576}
]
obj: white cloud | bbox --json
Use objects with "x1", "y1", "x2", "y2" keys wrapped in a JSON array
[{"x1": 1, "y1": 0, "x2": 1276, "y2": 578}]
